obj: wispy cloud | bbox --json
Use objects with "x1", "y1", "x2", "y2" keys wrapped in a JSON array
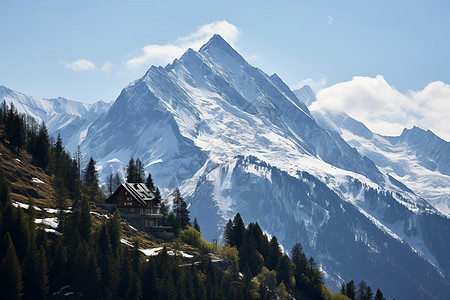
[
  {"x1": 60, "y1": 59, "x2": 96, "y2": 71},
  {"x1": 125, "y1": 20, "x2": 240, "y2": 70},
  {"x1": 310, "y1": 75, "x2": 450, "y2": 141},
  {"x1": 293, "y1": 77, "x2": 327, "y2": 92},
  {"x1": 327, "y1": 16, "x2": 335, "y2": 25},
  {"x1": 101, "y1": 61, "x2": 112, "y2": 73}
]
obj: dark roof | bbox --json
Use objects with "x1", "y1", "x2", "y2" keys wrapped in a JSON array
[{"x1": 107, "y1": 183, "x2": 155, "y2": 206}]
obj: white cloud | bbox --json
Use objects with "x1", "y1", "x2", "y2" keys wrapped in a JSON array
[
  {"x1": 310, "y1": 75, "x2": 450, "y2": 141},
  {"x1": 125, "y1": 20, "x2": 240, "y2": 70},
  {"x1": 60, "y1": 59, "x2": 96, "y2": 71},
  {"x1": 327, "y1": 16, "x2": 335, "y2": 25},
  {"x1": 101, "y1": 61, "x2": 112, "y2": 73},
  {"x1": 293, "y1": 77, "x2": 327, "y2": 92}
]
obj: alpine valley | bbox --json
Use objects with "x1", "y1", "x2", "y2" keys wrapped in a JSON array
[{"x1": 2, "y1": 35, "x2": 450, "y2": 299}]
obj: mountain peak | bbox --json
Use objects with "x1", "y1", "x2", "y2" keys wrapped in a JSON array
[
  {"x1": 293, "y1": 85, "x2": 317, "y2": 107},
  {"x1": 199, "y1": 34, "x2": 229, "y2": 50},
  {"x1": 198, "y1": 34, "x2": 242, "y2": 60}
]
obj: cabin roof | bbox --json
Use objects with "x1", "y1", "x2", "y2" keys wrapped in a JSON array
[{"x1": 107, "y1": 183, "x2": 155, "y2": 206}]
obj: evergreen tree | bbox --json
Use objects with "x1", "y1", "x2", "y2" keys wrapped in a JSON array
[
  {"x1": 54, "y1": 134, "x2": 63, "y2": 167},
  {"x1": 135, "y1": 158, "x2": 145, "y2": 183},
  {"x1": 126, "y1": 158, "x2": 136, "y2": 183},
  {"x1": 159, "y1": 196, "x2": 169, "y2": 218},
  {"x1": 193, "y1": 218, "x2": 201, "y2": 233},
  {"x1": 0, "y1": 233, "x2": 23, "y2": 299},
  {"x1": 374, "y1": 288, "x2": 385, "y2": 300},
  {"x1": 0, "y1": 171, "x2": 11, "y2": 206},
  {"x1": 54, "y1": 178, "x2": 69, "y2": 231},
  {"x1": 345, "y1": 280, "x2": 356, "y2": 300},
  {"x1": 223, "y1": 219, "x2": 233, "y2": 245},
  {"x1": 79, "y1": 195, "x2": 92, "y2": 241},
  {"x1": 172, "y1": 188, "x2": 190, "y2": 228},
  {"x1": 33, "y1": 123, "x2": 50, "y2": 169},
  {"x1": 12, "y1": 209, "x2": 30, "y2": 261},
  {"x1": 142, "y1": 260, "x2": 158, "y2": 299},
  {"x1": 5, "y1": 103, "x2": 25, "y2": 151},
  {"x1": 49, "y1": 239, "x2": 67, "y2": 293},
  {"x1": 367, "y1": 286, "x2": 374, "y2": 300},
  {"x1": 23, "y1": 237, "x2": 42, "y2": 300},
  {"x1": 83, "y1": 157, "x2": 101, "y2": 202},
  {"x1": 109, "y1": 208, "x2": 122, "y2": 256},
  {"x1": 1, "y1": 101, "x2": 7, "y2": 123},
  {"x1": 276, "y1": 254, "x2": 293, "y2": 287},
  {"x1": 291, "y1": 243, "x2": 308, "y2": 277},
  {"x1": 145, "y1": 172, "x2": 155, "y2": 192},
  {"x1": 98, "y1": 223, "x2": 115, "y2": 297},
  {"x1": 74, "y1": 145, "x2": 82, "y2": 179},
  {"x1": 114, "y1": 172, "x2": 122, "y2": 191},
  {"x1": 267, "y1": 236, "x2": 282, "y2": 270},
  {"x1": 106, "y1": 171, "x2": 114, "y2": 197},
  {"x1": 231, "y1": 213, "x2": 245, "y2": 249},
  {"x1": 356, "y1": 280, "x2": 372, "y2": 300}
]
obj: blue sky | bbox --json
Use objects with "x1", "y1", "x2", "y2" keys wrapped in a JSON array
[{"x1": 1, "y1": 1, "x2": 450, "y2": 138}]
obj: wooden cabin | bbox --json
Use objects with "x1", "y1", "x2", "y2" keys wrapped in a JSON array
[{"x1": 106, "y1": 183, "x2": 163, "y2": 228}]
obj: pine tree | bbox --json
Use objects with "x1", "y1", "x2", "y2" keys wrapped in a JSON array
[
  {"x1": 172, "y1": 188, "x2": 190, "y2": 228},
  {"x1": 374, "y1": 288, "x2": 385, "y2": 300},
  {"x1": 145, "y1": 172, "x2": 155, "y2": 192},
  {"x1": 98, "y1": 223, "x2": 115, "y2": 296},
  {"x1": 74, "y1": 145, "x2": 82, "y2": 180},
  {"x1": 114, "y1": 172, "x2": 122, "y2": 190},
  {"x1": 13, "y1": 209, "x2": 31, "y2": 261},
  {"x1": 23, "y1": 237, "x2": 40, "y2": 300},
  {"x1": 5, "y1": 103, "x2": 25, "y2": 151},
  {"x1": 79, "y1": 195, "x2": 92, "y2": 241},
  {"x1": 367, "y1": 286, "x2": 374, "y2": 300},
  {"x1": 142, "y1": 260, "x2": 158, "y2": 299},
  {"x1": 0, "y1": 233, "x2": 23, "y2": 299},
  {"x1": 276, "y1": 255, "x2": 293, "y2": 287},
  {"x1": 223, "y1": 219, "x2": 233, "y2": 245},
  {"x1": 54, "y1": 134, "x2": 63, "y2": 167},
  {"x1": 159, "y1": 196, "x2": 169, "y2": 218},
  {"x1": 83, "y1": 157, "x2": 101, "y2": 202},
  {"x1": 109, "y1": 208, "x2": 122, "y2": 256},
  {"x1": 346, "y1": 280, "x2": 356, "y2": 300},
  {"x1": 135, "y1": 158, "x2": 145, "y2": 183},
  {"x1": 267, "y1": 236, "x2": 282, "y2": 270},
  {"x1": 193, "y1": 218, "x2": 201, "y2": 233},
  {"x1": 126, "y1": 158, "x2": 136, "y2": 183},
  {"x1": 291, "y1": 243, "x2": 308, "y2": 275},
  {"x1": 33, "y1": 123, "x2": 50, "y2": 169},
  {"x1": 231, "y1": 213, "x2": 245, "y2": 249},
  {"x1": 55, "y1": 178, "x2": 69, "y2": 231},
  {"x1": 106, "y1": 172, "x2": 114, "y2": 197},
  {"x1": 356, "y1": 280, "x2": 372, "y2": 300},
  {"x1": 0, "y1": 171, "x2": 11, "y2": 206},
  {"x1": 49, "y1": 239, "x2": 67, "y2": 293},
  {"x1": 37, "y1": 246, "x2": 49, "y2": 299}
]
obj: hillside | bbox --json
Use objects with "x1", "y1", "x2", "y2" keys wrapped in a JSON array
[
  {"x1": 0, "y1": 129, "x2": 55, "y2": 206},
  {"x1": 0, "y1": 126, "x2": 184, "y2": 251}
]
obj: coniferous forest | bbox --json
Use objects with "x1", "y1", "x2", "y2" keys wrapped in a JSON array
[{"x1": 0, "y1": 102, "x2": 387, "y2": 299}]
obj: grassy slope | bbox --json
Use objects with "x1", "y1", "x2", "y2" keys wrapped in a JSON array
[{"x1": 0, "y1": 129, "x2": 199, "y2": 257}]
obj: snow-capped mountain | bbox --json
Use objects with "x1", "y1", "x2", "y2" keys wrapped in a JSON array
[
  {"x1": 0, "y1": 85, "x2": 111, "y2": 151},
  {"x1": 78, "y1": 35, "x2": 450, "y2": 298},
  {"x1": 293, "y1": 85, "x2": 316, "y2": 107},
  {"x1": 311, "y1": 109, "x2": 450, "y2": 218},
  {"x1": 5, "y1": 35, "x2": 450, "y2": 298}
]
